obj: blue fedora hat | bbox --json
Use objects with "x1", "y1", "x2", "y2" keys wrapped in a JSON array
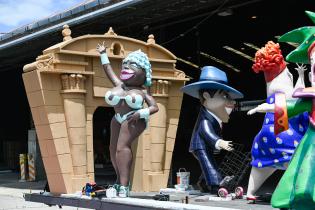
[{"x1": 181, "y1": 66, "x2": 244, "y2": 99}]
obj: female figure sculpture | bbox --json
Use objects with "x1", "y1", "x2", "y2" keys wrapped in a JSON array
[{"x1": 96, "y1": 43, "x2": 159, "y2": 197}]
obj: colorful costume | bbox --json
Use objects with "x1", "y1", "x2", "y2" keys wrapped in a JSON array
[
  {"x1": 250, "y1": 40, "x2": 309, "y2": 169},
  {"x1": 270, "y1": 10, "x2": 315, "y2": 209},
  {"x1": 251, "y1": 93, "x2": 309, "y2": 169},
  {"x1": 272, "y1": 91, "x2": 315, "y2": 209}
]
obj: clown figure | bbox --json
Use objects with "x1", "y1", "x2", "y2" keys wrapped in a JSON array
[
  {"x1": 248, "y1": 10, "x2": 315, "y2": 209},
  {"x1": 246, "y1": 41, "x2": 309, "y2": 201}
]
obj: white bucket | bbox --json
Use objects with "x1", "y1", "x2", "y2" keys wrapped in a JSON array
[{"x1": 176, "y1": 168, "x2": 190, "y2": 189}]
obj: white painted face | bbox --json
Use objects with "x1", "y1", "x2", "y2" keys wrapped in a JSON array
[
  {"x1": 202, "y1": 90, "x2": 236, "y2": 123},
  {"x1": 266, "y1": 67, "x2": 294, "y2": 98}
]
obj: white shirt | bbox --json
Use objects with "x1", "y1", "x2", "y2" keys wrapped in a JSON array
[
  {"x1": 206, "y1": 109, "x2": 223, "y2": 150},
  {"x1": 206, "y1": 109, "x2": 222, "y2": 128}
]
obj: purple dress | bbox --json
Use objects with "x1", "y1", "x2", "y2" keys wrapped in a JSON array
[{"x1": 251, "y1": 93, "x2": 309, "y2": 169}]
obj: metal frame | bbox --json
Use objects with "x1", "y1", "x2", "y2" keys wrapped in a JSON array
[{"x1": 24, "y1": 193, "x2": 224, "y2": 210}]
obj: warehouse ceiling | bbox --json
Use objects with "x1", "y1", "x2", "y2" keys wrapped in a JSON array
[{"x1": 0, "y1": 0, "x2": 263, "y2": 72}]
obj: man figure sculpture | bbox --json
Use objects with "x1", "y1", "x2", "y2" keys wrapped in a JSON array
[{"x1": 181, "y1": 66, "x2": 243, "y2": 194}]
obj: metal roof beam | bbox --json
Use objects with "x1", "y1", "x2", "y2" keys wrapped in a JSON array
[{"x1": 0, "y1": 0, "x2": 145, "y2": 51}]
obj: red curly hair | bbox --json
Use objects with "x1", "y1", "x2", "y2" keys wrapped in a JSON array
[{"x1": 252, "y1": 41, "x2": 286, "y2": 82}]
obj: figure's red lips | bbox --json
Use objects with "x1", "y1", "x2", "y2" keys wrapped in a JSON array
[{"x1": 120, "y1": 69, "x2": 135, "y2": 80}]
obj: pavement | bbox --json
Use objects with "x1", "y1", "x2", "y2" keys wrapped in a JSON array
[
  {"x1": 0, "y1": 171, "x2": 83, "y2": 210},
  {"x1": 0, "y1": 171, "x2": 277, "y2": 210}
]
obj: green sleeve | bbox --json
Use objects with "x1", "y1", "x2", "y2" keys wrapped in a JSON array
[{"x1": 287, "y1": 98, "x2": 312, "y2": 118}]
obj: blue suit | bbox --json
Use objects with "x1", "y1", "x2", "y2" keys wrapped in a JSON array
[
  {"x1": 190, "y1": 106, "x2": 222, "y2": 186},
  {"x1": 181, "y1": 66, "x2": 244, "y2": 187}
]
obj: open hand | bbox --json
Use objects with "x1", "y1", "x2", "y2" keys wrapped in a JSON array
[
  {"x1": 96, "y1": 41, "x2": 107, "y2": 53},
  {"x1": 127, "y1": 112, "x2": 140, "y2": 124},
  {"x1": 218, "y1": 140, "x2": 233, "y2": 151},
  {"x1": 295, "y1": 63, "x2": 307, "y2": 75},
  {"x1": 247, "y1": 103, "x2": 274, "y2": 115}
]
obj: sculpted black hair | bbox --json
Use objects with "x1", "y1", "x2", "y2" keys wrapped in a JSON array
[{"x1": 199, "y1": 89, "x2": 224, "y2": 103}]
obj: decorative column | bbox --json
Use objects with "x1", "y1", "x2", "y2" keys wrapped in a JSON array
[
  {"x1": 61, "y1": 74, "x2": 89, "y2": 189},
  {"x1": 148, "y1": 79, "x2": 170, "y2": 190}
]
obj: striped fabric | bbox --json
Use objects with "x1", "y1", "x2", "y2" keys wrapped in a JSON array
[{"x1": 193, "y1": 149, "x2": 222, "y2": 186}]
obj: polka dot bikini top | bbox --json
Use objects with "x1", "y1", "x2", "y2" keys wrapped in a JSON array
[{"x1": 105, "y1": 91, "x2": 143, "y2": 109}]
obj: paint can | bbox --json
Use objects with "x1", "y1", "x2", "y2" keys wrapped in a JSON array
[{"x1": 176, "y1": 168, "x2": 190, "y2": 190}]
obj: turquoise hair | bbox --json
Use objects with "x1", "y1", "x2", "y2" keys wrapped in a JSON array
[{"x1": 123, "y1": 50, "x2": 152, "y2": 86}]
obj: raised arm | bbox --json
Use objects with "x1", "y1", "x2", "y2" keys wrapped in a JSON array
[
  {"x1": 286, "y1": 98, "x2": 312, "y2": 118},
  {"x1": 247, "y1": 103, "x2": 275, "y2": 115},
  {"x1": 294, "y1": 63, "x2": 307, "y2": 90},
  {"x1": 96, "y1": 42, "x2": 122, "y2": 87},
  {"x1": 247, "y1": 96, "x2": 312, "y2": 117},
  {"x1": 247, "y1": 92, "x2": 311, "y2": 135}
]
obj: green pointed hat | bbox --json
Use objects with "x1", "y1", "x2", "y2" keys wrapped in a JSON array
[{"x1": 278, "y1": 11, "x2": 315, "y2": 64}]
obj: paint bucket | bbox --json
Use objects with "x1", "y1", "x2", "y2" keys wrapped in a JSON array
[{"x1": 176, "y1": 168, "x2": 190, "y2": 190}]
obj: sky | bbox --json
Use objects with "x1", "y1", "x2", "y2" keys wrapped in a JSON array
[{"x1": 0, "y1": 0, "x2": 85, "y2": 34}]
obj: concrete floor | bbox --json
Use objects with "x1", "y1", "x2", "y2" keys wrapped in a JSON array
[
  {"x1": 130, "y1": 191, "x2": 276, "y2": 210},
  {"x1": 190, "y1": 197, "x2": 275, "y2": 210},
  {"x1": 0, "y1": 172, "x2": 277, "y2": 210}
]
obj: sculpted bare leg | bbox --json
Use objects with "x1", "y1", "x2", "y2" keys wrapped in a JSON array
[
  {"x1": 109, "y1": 117, "x2": 121, "y2": 183},
  {"x1": 247, "y1": 167, "x2": 277, "y2": 197},
  {"x1": 116, "y1": 120, "x2": 146, "y2": 186}
]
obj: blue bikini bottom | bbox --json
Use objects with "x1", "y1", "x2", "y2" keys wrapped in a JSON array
[
  {"x1": 114, "y1": 111, "x2": 148, "y2": 126},
  {"x1": 114, "y1": 111, "x2": 136, "y2": 124}
]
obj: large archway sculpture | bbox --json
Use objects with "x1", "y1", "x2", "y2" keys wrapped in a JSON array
[{"x1": 22, "y1": 26, "x2": 188, "y2": 194}]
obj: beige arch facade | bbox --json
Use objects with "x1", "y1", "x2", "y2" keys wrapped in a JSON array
[{"x1": 22, "y1": 26, "x2": 188, "y2": 194}]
